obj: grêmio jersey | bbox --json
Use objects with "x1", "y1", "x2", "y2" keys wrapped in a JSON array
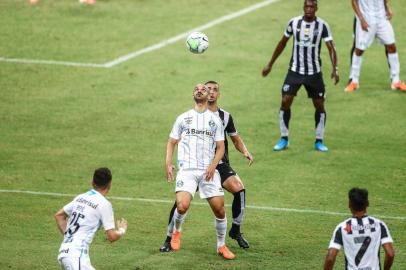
[
  {"x1": 170, "y1": 109, "x2": 224, "y2": 170},
  {"x1": 58, "y1": 189, "x2": 115, "y2": 259},
  {"x1": 328, "y1": 215, "x2": 393, "y2": 270}
]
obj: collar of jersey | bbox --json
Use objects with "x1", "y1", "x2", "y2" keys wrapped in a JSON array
[{"x1": 193, "y1": 108, "x2": 208, "y2": 114}]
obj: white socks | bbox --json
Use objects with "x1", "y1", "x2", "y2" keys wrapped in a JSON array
[
  {"x1": 387, "y1": 52, "x2": 400, "y2": 83},
  {"x1": 215, "y1": 217, "x2": 227, "y2": 248},
  {"x1": 173, "y1": 209, "x2": 186, "y2": 232},
  {"x1": 350, "y1": 53, "x2": 363, "y2": 83}
]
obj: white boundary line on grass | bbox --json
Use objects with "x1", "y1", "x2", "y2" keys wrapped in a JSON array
[
  {"x1": 0, "y1": 0, "x2": 280, "y2": 68},
  {"x1": 1, "y1": 189, "x2": 405, "y2": 221}
]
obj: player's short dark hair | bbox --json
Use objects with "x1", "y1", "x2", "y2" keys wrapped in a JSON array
[
  {"x1": 204, "y1": 80, "x2": 219, "y2": 86},
  {"x1": 93, "y1": 167, "x2": 112, "y2": 188},
  {"x1": 304, "y1": 0, "x2": 318, "y2": 5},
  {"x1": 348, "y1": 187, "x2": 369, "y2": 211}
]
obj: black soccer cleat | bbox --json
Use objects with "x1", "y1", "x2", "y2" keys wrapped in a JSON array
[
  {"x1": 229, "y1": 231, "x2": 250, "y2": 249},
  {"x1": 159, "y1": 240, "x2": 172, "y2": 252}
]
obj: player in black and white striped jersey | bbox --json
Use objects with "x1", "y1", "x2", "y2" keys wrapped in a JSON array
[
  {"x1": 160, "y1": 81, "x2": 254, "y2": 252},
  {"x1": 262, "y1": 0, "x2": 339, "y2": 152},
  {"x1": 324, "y1": 187, "x2": 395, "y2": 270}
]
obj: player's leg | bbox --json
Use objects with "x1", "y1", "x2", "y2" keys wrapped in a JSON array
[
  {"x1": 378, "y1": 20, "x2": 406, "y2": 91},
  {"x1": 207, "y1": 196, "x2": 235, "y2": 260},
  {"x1": 275, "y1": 71, "x2": 300, "y2": 150},
  {"x1": 170, "y1": 170, "x2": 197, "y2": 251},
  {"x1": 159, "y1": 201, "x2": 177, "y2": 252},
  {"x1": 170, "y1": 191, "x2": 192, "y2": 251},
  {"x1": 346, "y1": 18, "x2": 375, "y2": 92},
  {"x1": 222, "y1": 174, "x2": 249, "y2": 249},
  {"x1": 305, "y1": 73, "x2": 328, "y2": 151},
  {"x1": 200, "y1": 170, "x2": 235, "y2": 259}
]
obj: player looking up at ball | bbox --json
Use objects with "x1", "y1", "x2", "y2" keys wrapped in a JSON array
[{"x1": 160, "y1": 81, "x2": 253, "y2": 253}]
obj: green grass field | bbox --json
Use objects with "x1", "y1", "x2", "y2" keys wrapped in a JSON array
[{"x1": 1, "y1": 0, "x2": 405, "y2": 269}]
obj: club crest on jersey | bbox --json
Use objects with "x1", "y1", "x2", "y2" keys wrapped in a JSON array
[
  {"x1": 209, "y1": 120, "x2": 215, "y2": 128},
  {"x1": 184, "y1": 117, "x2": 193, "y2": 125}
]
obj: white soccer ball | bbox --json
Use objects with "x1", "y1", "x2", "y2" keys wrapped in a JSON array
[{"x1": 186, "y1": 32, "x2": 209, "y2": 54}]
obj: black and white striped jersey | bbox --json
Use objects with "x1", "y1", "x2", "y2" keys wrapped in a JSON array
[
  {"x1": 328, "y1": 215, "x2": 393, "y2": 270},
  {"x1": 284, "y1": 16, "x2": 333, "y2": 75},
  {"x1": 214, "y1": 108, "x2": 238, "y2": 166}
]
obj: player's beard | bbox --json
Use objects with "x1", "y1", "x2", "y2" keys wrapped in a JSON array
[{"x1": 194, "y1": 95, "x2": 207, "y2": 104}]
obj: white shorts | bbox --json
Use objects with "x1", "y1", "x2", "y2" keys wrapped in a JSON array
[
  {"x1": 58, "y1": 256, "x2": 95, "y2": 270},
  {"x1": 355, "y1": 18, "x2": 395, "y2": 50},
  {"x1": 175, "y1": 169, "x2": 224, "y2": 199}
]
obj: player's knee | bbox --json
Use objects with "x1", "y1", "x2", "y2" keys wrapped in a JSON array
[
  {"x1": 355, "y1": 48, "x2": 364, "y2": 56},
  {"x1": 176, "y1": 203, "x2": 189, "y2": 214},
  {"x1": 386, "y1": 44, "x2": 396, "y2": 53},
  {"x1": 213, "y1": 207, "x2": 225, "y2": 219}
]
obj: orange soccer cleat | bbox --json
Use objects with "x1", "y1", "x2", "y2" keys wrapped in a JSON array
[
  {"x1": 344, "y1": 81, "x2": 359, "y2": 92},
  {"x1": 170, "y1": 230, "x2": 182, "y2": 251},
  {"x1": 391, "y1": 81, "x2": 406, "y2": 92},
  {"x1": 217, "y1": 245, "x2": 236, "y2": 260}
]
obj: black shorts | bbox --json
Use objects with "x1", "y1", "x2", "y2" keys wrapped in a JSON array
[
  {"x1": 281, "y1": 70, "x2": 326, "y2": 99},
  {"x1": 216, "y1": 163, "x2": 237, "y2": 186}
]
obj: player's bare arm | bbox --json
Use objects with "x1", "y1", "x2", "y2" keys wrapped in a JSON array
[
  {"x1": 165, "y1": 138, "x2": 178, "y2": 182},
  {"x1": 105, "y1": 218, "x2": 128, "y2": 243},
  {"x1": 326, "y1": 40, "x2": 339, "y2": 84},
  {"x1": 323, "y1": 248, "x2": 339, "y2": 270},
  {"x1": 54, "y1": 209, "x2": 68, "y2": 234},
  {"x1": 384, "y1": 0, "x2": 392, "y2": 20},
  {"x1": 383, "y1": 242, "x2": 395, "y2": 270},
  {"x1": 230, "y1": 135, "x2": 253, "y2": 166},
  {"x1": 262, "y1": 35, "x2": 289, "y2": 77},
  {"x1": 205, "y1": 140, "x2": 224, "y2": 181},
  {"x1": 352, "y1": 0, "x2": 369, "y2": 31}
]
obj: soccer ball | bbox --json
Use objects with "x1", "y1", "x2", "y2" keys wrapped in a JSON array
[{"x1": 186, "y1": 32, "x2": 209, "y2": 54}]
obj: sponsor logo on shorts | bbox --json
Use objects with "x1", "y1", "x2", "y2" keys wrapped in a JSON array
[
  {"x1": 219, "y1": 187, "x2": 223, "y2": 192},
  {"x1": 176, "y1": 180, "x2": 184, "y2": 188},
  {"x1": 283, "y1": 84, "x2": 290, "y2": 92},
  {"x1": 59, "y1": 248, "x2": 69, "y2": 254}
]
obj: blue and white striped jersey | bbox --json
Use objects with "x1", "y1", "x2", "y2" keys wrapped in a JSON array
[
  {"x1": 170, "y1": 109, "x2": 224, "y2": 170},
  {"x1": 58, "y1": 189, "x2": 115, "y2": 259}
]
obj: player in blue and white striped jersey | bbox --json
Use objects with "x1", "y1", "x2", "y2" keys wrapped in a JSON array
[
  {"x1": 54, "y1": 168, "x2": 128, "y2": 270},
  {"x1": 324, "y1": 188, "x2": 395, "y2": 270},
  {"x1": 165, "y1": 83, "x2": 235, "y2": 259}
]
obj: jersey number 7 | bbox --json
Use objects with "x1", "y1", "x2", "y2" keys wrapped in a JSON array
[{"x1": 355, "y1": 236, "x2": 371, "y2": 266}]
